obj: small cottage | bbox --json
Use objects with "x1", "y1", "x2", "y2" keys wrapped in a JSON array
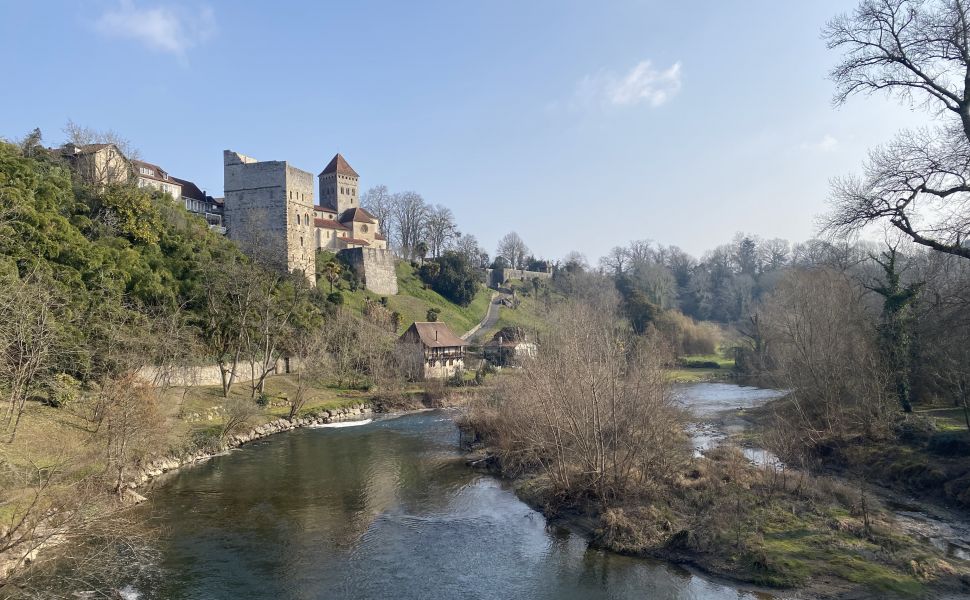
[
  {"x1": 482, "y1": 326, "x2": 538, "y2": 367},
  {"x1": 399, "y1": 322, "x2": 468, "y2": 379}
]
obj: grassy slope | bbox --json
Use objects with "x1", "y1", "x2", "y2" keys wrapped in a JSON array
[
  {"x1": 342, "y1": 261, "x2": 492, "y2": 336},
  {"x1": 668, "y1": 352, "x2": 736, "y2": 383},
  {"x1": 480, "y1": 280, "x2": 558, "y2": 342}
]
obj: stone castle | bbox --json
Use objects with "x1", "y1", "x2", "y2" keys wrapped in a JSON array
[{"x1": 223, "y1": 150, "x2": 397, "y2": 295}]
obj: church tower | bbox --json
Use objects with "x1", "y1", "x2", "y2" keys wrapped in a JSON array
[{"x1": 318, "y1": 153, "x2": 359, "y2": 216}]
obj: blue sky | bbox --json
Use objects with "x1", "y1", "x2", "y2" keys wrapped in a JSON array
[{"x1": 1, "y1": 0, "x2": 930, "y2": 261}]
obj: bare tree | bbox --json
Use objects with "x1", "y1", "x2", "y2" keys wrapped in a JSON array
[
  {"x1": 392, "y1": 191, "x2": 429, "y2": 260},
  {"x1": 453, "y1": 233, "x2": 483, "y2": 266},
  {"x1": 98, "y1": 375, "x2": 166, "y2": 494},
  {"x1": 362, "y1": 185, "x2": 396, "y2": 249},
  {"x1": 200, "y1": 256, "x2": 258, "y2": 397},
  {"x1": 599, "y1": 246, "x2": 630, "y2": 275},
  {"x1": 760, "y1": 269, "x2": 896, "y2": 465},
  {"x1": 424, "y1": 204, "x2": 458, "y2": 258},
  {"x1": 467, "y1": 293, "x2": 688, "y2": 504},
  {"x1": 0, "y1": 275, "x2": 64, "y2": 442},
  {"x1": 759, "y1": 238, "x2": 791, "y2": 271},
  {"x1": 62, "y1": 120, "x2": 138, "y2": 160},
  {"x1": 496, "y1": 232, "x2": 529, "y2": 269},
  {"x1": 822, "y1": 0, "x2": 970, "y2": 259}
]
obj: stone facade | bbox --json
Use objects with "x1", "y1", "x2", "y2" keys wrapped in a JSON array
[
  {"x1": 341, "y1": 247, "x2": 398, "y2": 295},
  {"x1": 223, "y1": 150, "x2": 316, "y2": 283},
  {"x1": 313, "y1": 154, "x2": 388, "y2": 252},
  {"x1": 486, "y1": 268, "x2": 553, "y2": 288},
  {"x1": 223, "y1": 150, "x2": 395, "y2": 291}
]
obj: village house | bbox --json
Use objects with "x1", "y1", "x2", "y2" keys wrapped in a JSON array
[
  {"x1": 55, "y1": 143, "x2": 225, "y2": 231},
  {"x1": 56, "y1": 143, "x2": 130, "y2": 187},
  {"x1": 131, "y1": 159, "x2": 182, "y2": 198},
  {"x1": 399, "y1": 322, "x2": 468, "y2": 379},
  {"x1": 482, "y1": 326, "x2": 538, "y2": 367},
  {"x1": 174, "y1": 176, "x2": 225, "y2": 232}
]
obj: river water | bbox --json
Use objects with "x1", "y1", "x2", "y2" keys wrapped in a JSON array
[{"x1": 45, "y1": 386, "x2": 796, "y2": 600}]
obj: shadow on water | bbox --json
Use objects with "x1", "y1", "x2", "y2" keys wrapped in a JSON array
[{"x1": 34, "y1": 408, "x2": 781, "y2": 600}]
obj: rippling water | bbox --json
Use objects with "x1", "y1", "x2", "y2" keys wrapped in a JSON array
[{"x1": 64, "y1": 408, "x2": 776, "y2": 600}]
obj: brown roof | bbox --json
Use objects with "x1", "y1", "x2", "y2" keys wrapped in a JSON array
[
  {"x1": 314, "y1": 218, "x2": 348, "y2": 230},
  {"x1": 341, "y1": 237, "x2": 371, "y2": 246},
  {"x1": 374, "y1": 233, "x2": 387, "y2": 241},
  {"x1": 132, "y1": 159, "x2": 179, "y2": 186},
  {"x1": 319, "y1": 153, "x2": 359, "y2": 177},
  {"x1": 53, "y1": 143, "x2": 120, "y2": 157},
  {"x1": 338, "y1": 207, "x2": 377, "y2": 224},
  {"x1": 172, "y1": 176, "x2": 207, "y2": 201},
  {"x1": 401, "y1": 322, "x2": 468, "y2": 348}
]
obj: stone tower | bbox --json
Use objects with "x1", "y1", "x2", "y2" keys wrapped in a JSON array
[
  {"x1": 223, "y1": 150, "x2": 316, "y2": 284},
  {"x1": 318, "y1": 153, "x2": 359, "y2": 215}
]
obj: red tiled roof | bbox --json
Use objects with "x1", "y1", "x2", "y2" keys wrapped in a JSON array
[
  {"x1": 338, "y1": 207, "x2": 377, "y2": 224},
  {"x1": 314, "y1": 218, "x2": 348, "y2": 230},
  {"x1": 374, "y1": 233, "x2": 387, "y2": 241},
  {"x1": 319, "y1": 153, "x2": 359, "y2": 177}
]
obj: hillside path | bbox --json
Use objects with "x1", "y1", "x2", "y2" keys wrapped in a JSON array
[{"x1": 462, "y1": 291, "x2": 506, "y2": 342}]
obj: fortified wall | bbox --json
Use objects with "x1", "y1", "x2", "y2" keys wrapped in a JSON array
[
  {"x1": 223, "y1": 150, "x2": 316, "y2": 283},
  {"x1": 486, "y1": 268, "x2": 553, "y2": 288},
  {"x1": 341, "y1": 247, "x2": 398, "y2": 296}
]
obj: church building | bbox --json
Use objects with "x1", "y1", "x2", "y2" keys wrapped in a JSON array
[{"x1": 314, "y1": 154, "x2": 388, "y2": 251}]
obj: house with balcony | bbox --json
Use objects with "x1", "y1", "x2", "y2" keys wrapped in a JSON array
[{"x1": 399, "y1": 322, "x2": 468, "y2": 379}]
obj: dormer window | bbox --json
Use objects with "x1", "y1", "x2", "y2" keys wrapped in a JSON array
[{"x1": 139, "y1": 167, "x2": 153, "y2": 176}]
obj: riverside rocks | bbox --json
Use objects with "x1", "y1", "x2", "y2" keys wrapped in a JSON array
[{"x1": 127, "y1": 403, "x2": 373, "y2": 491}]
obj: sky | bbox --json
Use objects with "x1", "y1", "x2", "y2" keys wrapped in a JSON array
[{"x1": 0, "y1": 0, "x2": 934, "y2": 262}]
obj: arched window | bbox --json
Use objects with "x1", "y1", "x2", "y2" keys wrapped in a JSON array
[
  {"x1": 305, "y1": 213, "x2": 309, "y2": 225},
  {"x1": 362, "y1": 224, "x2": 368, "y2": 233},
  {"x1": 295, "y1": 211, "x2": 299, "y2": 224}
]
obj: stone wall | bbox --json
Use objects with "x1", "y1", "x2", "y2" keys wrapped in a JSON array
[
  {"x1": 223, "y1": 150, "x2": 315, "y2": 284},
  {"x1": 136, "y1": 357, "x2": 301, "y2": 387},
  {"x1": 424, "y1": 357, "x2": 464, "y2": 379},
  {"x1": 340, "y1": 247, "x2": 398, "y2": 295},
  {"x1": 486, "y1": 268, "x2": 553, "y2": 288}
]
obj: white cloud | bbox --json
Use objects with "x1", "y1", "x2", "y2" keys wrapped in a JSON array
[
  {"x1": 608, "y1": 60, "x2": 682, "y2": 107},
  {"x1": 567, "y1": 60, "x2": 683, "y2": 110},
  {"x1": 800, "y1": 134, "x2": 840, "y2": 152},
  {"x1": 94, "y1": 1, "x2": 215, "y2": 61}
]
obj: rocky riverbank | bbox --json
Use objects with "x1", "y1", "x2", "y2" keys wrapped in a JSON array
[
  {"x1": 0, "y1": 402, "x2": 375, "y2": 583},
  {"x1": 127, "y1": 402, "x2": 375, "y2": 494}
]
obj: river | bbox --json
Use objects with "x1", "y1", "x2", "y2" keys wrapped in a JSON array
[{"x1": 31, "y1": 384, "x2": 802, "y2": 599}]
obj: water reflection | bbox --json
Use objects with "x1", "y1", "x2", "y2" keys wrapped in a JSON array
[{"x1": 109, "y1": 410, "x2": 772, "y2": 599}]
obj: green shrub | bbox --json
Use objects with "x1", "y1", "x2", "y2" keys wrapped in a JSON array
[
  {"x1": 327, "y1": 291, "x2": 344, "y2": 305},
  {"x1": 256, "y1": 393, "x2": 270, "y2": 407},
  {"x1": 681, "y1": 360, "x2": 721, "y2": 369},
  {"x1": 927, "y1": 432, "x2": 970, "y2": 456},
  {"x1": 43, "y1": 373, "x2": 81, "y2": 408}
]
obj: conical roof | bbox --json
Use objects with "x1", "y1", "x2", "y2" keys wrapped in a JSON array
[{"x1": 320, "y1": 153, "x2": 359, "y2": 177}]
